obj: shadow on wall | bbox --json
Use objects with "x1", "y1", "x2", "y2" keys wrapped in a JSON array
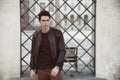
[
  {"x1": 114, "y1": 0, "x2": 120, "y2": 8},
  {"x1": 113, "y1": 64, "x2": 120, "y2": 80}
]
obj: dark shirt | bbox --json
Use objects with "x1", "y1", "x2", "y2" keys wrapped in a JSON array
[{"x1": 38, "y1": 32, "x2": 54, "y2": 70}]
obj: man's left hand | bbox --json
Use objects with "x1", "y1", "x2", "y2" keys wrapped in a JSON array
[{"x1": 51, "y1": 66, "x2": 59, "y2": 77}]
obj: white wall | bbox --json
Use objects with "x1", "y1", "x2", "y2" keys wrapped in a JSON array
[
  {"x1": 0, "y1": 0, "x2": 20, "y2": 80},
  {"x1": 96, "y1": 0, "x2": 120, "y2": 80}
]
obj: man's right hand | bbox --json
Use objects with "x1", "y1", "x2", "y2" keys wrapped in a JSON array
[{"x1": 30, "y1": 70, "x2": 35, "y2": 80}]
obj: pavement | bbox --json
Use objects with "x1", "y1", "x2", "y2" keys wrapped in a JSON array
[{"x1": 8, "y1": 77, "x2": 106, "y2": 80}]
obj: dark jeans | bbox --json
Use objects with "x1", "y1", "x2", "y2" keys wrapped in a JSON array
[{"x1": 37, "y1": 69, "x2": 62, "y2": 80}]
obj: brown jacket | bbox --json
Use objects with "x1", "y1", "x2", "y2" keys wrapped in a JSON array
[{"x1": 30, "y1": 28, "x2": 66, "y2": 71}]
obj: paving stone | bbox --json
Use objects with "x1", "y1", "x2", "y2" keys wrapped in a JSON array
[{"x1": 8, "y1": 77, "x2": 106, "y2": 80}]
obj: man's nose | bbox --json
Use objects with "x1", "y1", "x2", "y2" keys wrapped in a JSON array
[{"x1": 44, "y1": 21, "x2": 47, "y2": 24}]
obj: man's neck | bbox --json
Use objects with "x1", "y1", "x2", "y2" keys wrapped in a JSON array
[{"x1": 42, "y1": 27, "x2": 50, "y2": 33}]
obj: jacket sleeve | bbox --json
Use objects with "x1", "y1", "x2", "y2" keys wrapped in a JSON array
[
  {"x1": 30, "y1": 32, "x2": 37, "y2": 70},
  {"x1": 55, "y1": 31, "x2": 66, "y2": 70}
]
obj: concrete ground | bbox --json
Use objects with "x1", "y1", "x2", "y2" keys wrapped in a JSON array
[
  {"x1": 12, "y1": 69, "x2": 106, "y2": 80},
  {"x1": 9, "y1": 77, "x2": 106, "y2": 80}
]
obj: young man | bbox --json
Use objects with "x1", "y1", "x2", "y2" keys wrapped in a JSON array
[{"x1": 30, "y1": 10, "x2": 66, "y2": 80}]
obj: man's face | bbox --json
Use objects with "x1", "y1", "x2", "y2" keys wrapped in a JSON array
[{"x1": 39, "y1": 16, "x2": 50, "y2": 30}]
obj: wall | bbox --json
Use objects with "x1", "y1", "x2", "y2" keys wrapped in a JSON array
[
  {"x1": 96, "y1": 0, "x2": 120, "y2": 80},
  {"x1": 0, "y1": 0, "x2": 20, "y2": 80}
]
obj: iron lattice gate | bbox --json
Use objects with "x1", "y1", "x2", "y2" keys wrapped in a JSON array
[{"x1": 20, "y1": 0, "x2": 96, "y2": 77}]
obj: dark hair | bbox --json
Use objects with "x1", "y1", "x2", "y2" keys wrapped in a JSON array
[{"x1": 38, "y1": 10, "x2": 50, "y2": 20}]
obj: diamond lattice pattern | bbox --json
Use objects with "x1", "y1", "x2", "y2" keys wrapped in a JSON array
[{"x1": 20, "y1": 0, "x2": 96, "y2": 76}]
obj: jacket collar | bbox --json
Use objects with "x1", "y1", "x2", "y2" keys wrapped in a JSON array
[{"x1": 48, "y1": 28, "x2": 56, "y2": 60}]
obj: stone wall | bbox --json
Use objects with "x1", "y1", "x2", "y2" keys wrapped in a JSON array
[
  {"x1": 96, "y1": 0, "x2": 120, "y2": 80},
  {"x1": 0, "y1": 0, "x2": 20, "y2": 80}
]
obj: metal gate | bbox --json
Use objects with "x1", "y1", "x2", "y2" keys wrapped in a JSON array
[{"x1": 20, "y1": 0, "x2": 96, "y2": 77}]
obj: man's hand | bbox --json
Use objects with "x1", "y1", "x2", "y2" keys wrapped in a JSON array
[
  {"x1": 51, "y1": 66, "x2": 59, "y2": 77},
  {"x1": 30, "y1": 70, "x2": 35, "y2": 80}
]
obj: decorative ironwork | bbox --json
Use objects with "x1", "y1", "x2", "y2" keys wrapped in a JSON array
[{"x1": 20, "y1": 0, "x2": 96, "y2": 77}]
